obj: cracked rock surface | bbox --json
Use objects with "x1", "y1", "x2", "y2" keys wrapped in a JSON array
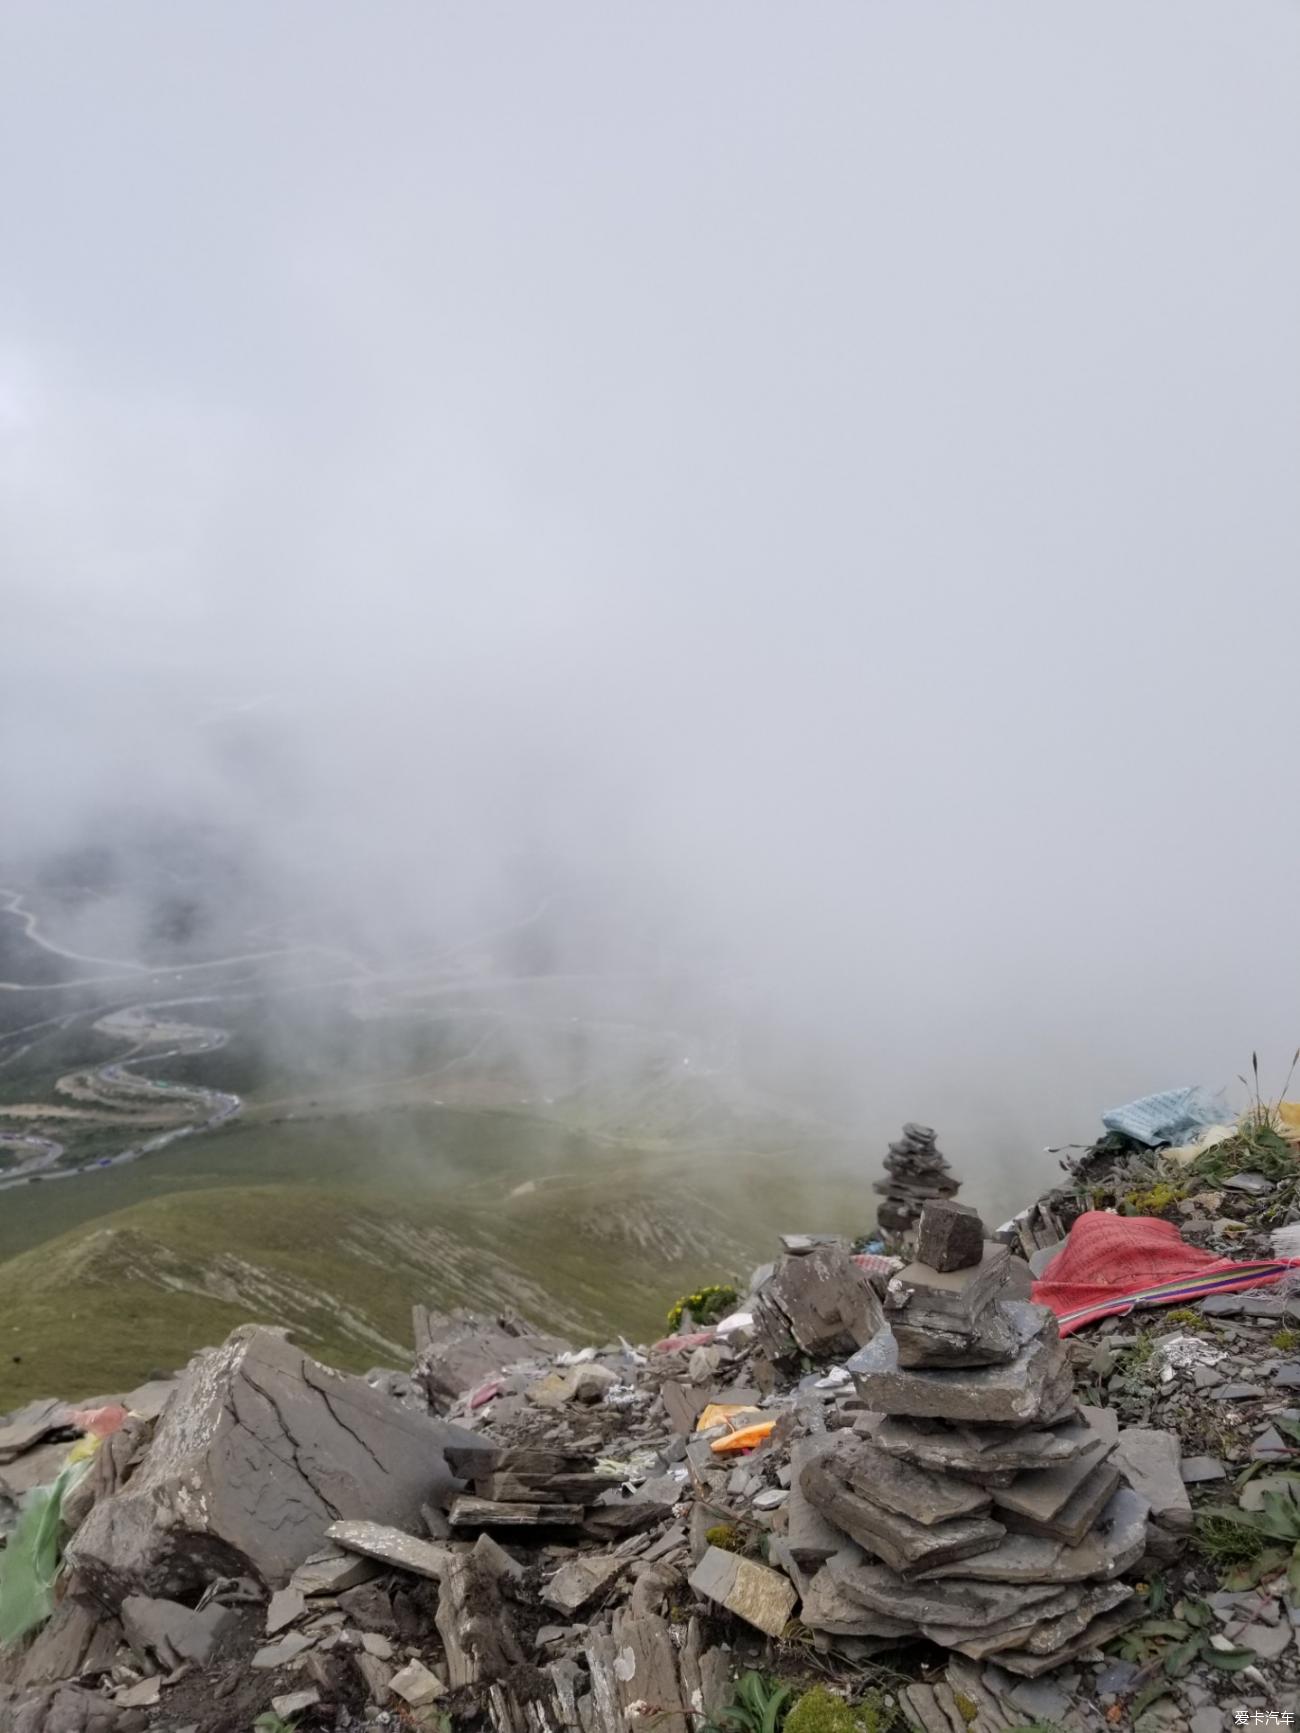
[{"x1": 65, "y1": 1325, "x2": 479, "y2": 1599}]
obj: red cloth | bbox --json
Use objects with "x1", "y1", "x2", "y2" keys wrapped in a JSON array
[
  {"x1": 68, "y1": 1402, "x2": 129, "y2": 1438},
  {"x1": 651, "y1": 1329, "x2": 716, "y2": 1354},
  {"x1": 1031, "y1": 1210, "x2": 1295, "y2": 1335}
]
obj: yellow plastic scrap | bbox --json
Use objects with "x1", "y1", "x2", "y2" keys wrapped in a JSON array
[
  {"x1": 695, "y1": 1403, "x2": 760, "y2": 1433},
  {"x1": 1277, "y1": 1102, "x2": 1300, "y2": 1141},
  {"x1": 710, "y1": 1420, "x2": 776, "y2": 1455}
]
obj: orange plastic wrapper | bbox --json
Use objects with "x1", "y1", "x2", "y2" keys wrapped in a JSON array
[{"x1": 710, "y1": 1420, "x2": 776, "y2": 1455}]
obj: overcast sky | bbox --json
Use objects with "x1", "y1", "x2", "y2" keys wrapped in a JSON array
[{"x1": 3, "y1": 3, "x2": 1299, "y2": 1192}]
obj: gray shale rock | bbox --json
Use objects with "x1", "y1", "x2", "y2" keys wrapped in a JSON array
[
  {"x1": 799, "y1": 1566, "x2": 916, "y2": 1638},
  {"x1": 823, "y1": 1435, "x2": 993, "y2": 1527},
  {"x1": 872, "y1": 1412, "x2": 1093, "y2": 1481},
  {"x1": 8, "y1": 1684, "x2": 125, "y2": 1733},
  {"x1": 885, "y1": 1245, "x2": 1011, "y2": 1331},
  {"x1": 849, "y1": 1304, "x2": 1067, "y2": 1426},
  {"x1": 917, "y1": 1486, "x2": 1150, "y2": 1584},
  {"x1": 916, "y1": 1201, "x2": 985, "y2": 1273},
  {"x1": 1112, "y1": 1428, "x2": 1192, "y2": 1538},
  {"x1": 893, "y1": 1305, "x2": 1020, "y2": 1370},
  {"x1": 752, "y1": 1246, "x2": 885, "y2": 1361},
  {"x1": 412, "y1": 1306, "x2": 570, "y2": 1409},
  {"x1": 120, "y1": 1593, "x2": 237, "y2": 1668},
  {"x1": 829, "y1": 1557, "x2": 1068, "y2": 1629},
  {"x1": 66, "y1": 1325, "x2": 479, "y2": 1599},
  {"x1": 802, "y1": 1437, "x2": 1004, "y2": 1576}
]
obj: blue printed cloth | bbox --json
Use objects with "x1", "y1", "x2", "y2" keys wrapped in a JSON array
[{"x1": 1101, "y1": 1086, "x2": 1231, "y2": 1147}]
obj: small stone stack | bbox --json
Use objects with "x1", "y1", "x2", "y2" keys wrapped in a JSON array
[
  {"x1": 794, "y1": 1202, "x2": 1156, "y2": 1676},
  {"x1": 874, "y1": 1122, "x2": 960, "y2": 1235}
]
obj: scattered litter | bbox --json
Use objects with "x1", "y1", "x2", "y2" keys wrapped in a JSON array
[
  {"x1": 594, "y1": 1449, "x2": 659, "y2": 1478},
  {"x1": 1101, "y1": 1086, "x2": 1232, "y2": 1148},
  {"x1": 1153, "y1": 1334, "x2": 1225, "y2": 1382},
  {"x1": 696, "y1": 1403, "x2": 761, "y2": 1432},
  {"x1": 0, "y1": 1453, "x2": 93, "y2": 1643},
  {"x1": 813, "y1": 1366, "x2": 851, "y2": 1389},
  {"x1": 710, "y1": 1421, "x2": 776, "y2": 1455}
]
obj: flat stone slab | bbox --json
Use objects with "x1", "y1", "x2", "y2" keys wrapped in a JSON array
[
  {"x1": 252, "y1": 1631, "x2": 314, "y2": 1669},
  {"x1": 542, "y1": 1554, "x2": 627, "y2": 1614},
  {"x1": 848, "y1": 1305, "x2": 1065, "y2": 1426},
  {"x1": 918, "y1": 1486, "x2": 1149, "y2": 1585},
  {"x1": 0, "y1": 1439, "x2": 72, "y2": 1502},
  {"x1": 923, "y1": 1584, "x2": 1087, "y2": 1658},
  {"x1": 449, "y1": 1496, "x2": 585, "y2": 1528},
  {"x1": 1014, "y1": 1582, "x2": 1133, "y2": 1657},
  {"x1": 1180, "y1": 1455, "x2": 1227, "y2": 1483},
  {"x1": 121, "y1": 1594, "x2": 237, "y2": 1668},
  {"x1": 829, "y1": 1557, "x2": 1071, "y2": 1631},
  {"x1": 444, "y1": 1444, "x2": 585, "y2": 1477},
  {"x1": 1112, "y1": 1428, "x2": 1192, "y2": 1535},
  {"x1": 933, "y1": 1583, "x2": 1133, "y2": 1665},
  {"x1": 688, "y1": 1545, "x2": 797, "y2": 1638},
  {"x1": 116, "y1": 1677, "x2": 163, "y2": 1708},
  {"x1": 0, "y1": 1399, "x2": 68, "y2": 1463},
  {"x1": 799, "y1": 1567, "x2": 916, "y2": 1639},
  {"x1": 991, "y1": 1412, "x2": 1117, "y2": 1524},
  {"x1": 873, "y1": 1412, "x2": 1095, "y2": 1481},
  {"x1": 780, "y1": 1234, "x2": 851, "y2": 1255},
  {"x1": 831, "y1": 1437, "x2": 992, "y2": 1527},
  {"x1": 802, "y1": 1438, "x2": 1004, "y2": 1577},
  {"x1": 272, "y1": 1691, "x2": 321, "y2": 1720},
  {"x1": 1200, "y1": 1293, "x2": 1286, "y2": 1318},
  {"x1": 527, "y1": 1364, "x2": 619, "y2": 1408},
  {"x1": 326, "y1": 1520, "x2": 452, "y2": 1581},
  {"x1": 992, "y1": 1597, "x2": 1141, "y2": 1677},
  {"x1": 786, "y1": 1436, "x2": 861, "y2": 1569},
  {"x1": 390, "y1": 1660, "x2": 446, "y2": 1706},
  {"x1": 1003, "y1": 1460, "x2": 1122, "y2": 1546},
  {"x1": 266, "y1": 1587, "x2": 306, "y2": 1635},
  {"x1": 894, "y1": 1304, "x2": 1020, "y2": 1370},
  {"x1": 477, "y1": 1472, "x2": 614, "y2": 1502},
  {"x1": 290, "y1": 1547, "x2": 381, "y2": 1596},
  {"x1": 886, "y1": 1244, "x2": 1010, "y2": 1329}
]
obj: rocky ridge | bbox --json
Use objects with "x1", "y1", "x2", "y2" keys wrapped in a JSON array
[{"x1": 2, "y1": 1148, "x2": 1299, "y2": 1733}]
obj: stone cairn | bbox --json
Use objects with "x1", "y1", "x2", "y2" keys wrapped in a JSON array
[
  {"x1": 874, "y1": 1122, "x2": 960, "y2": 1236},
  {"x1": 794, "y1": 1200, "x2": 1163, "y2": 1676}
]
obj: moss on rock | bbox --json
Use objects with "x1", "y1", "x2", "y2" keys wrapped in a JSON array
[{"x1": 784, "y1": 1685, "x2": 897, "y2": 1733}]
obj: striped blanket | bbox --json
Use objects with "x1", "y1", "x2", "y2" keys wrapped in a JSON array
[{"x1": 1031, "y1": 1210, "x2": 1299, "y2": 1335}]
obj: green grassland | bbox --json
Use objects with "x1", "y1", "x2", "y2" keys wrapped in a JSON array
[{"x1": 0, "y1": 1099, "x2": 872, "y2": 1408}]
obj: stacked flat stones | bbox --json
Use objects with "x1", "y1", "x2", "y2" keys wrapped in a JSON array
[
  {"x1": 874, "y1": 1123, "x2": 960, "y2": 1235},
  {"x1": 794, "y1": 1201, "x2": 1151, "y2": 1676}
]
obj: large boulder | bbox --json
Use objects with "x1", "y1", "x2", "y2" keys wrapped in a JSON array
[
  {"x1": 66, "y1": 1327, "x2": 479, "y2": 1602},
  {"x1": 752, "y1": 1246, "x2": 884, "y2": 1361}
]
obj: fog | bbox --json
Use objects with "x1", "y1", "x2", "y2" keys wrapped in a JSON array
[{"x1": 3, "y1": 3, "x2": 1299, "y2": 1204}]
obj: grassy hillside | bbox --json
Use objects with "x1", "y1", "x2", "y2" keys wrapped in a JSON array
[{"x1": 0, "y1": 1099, "x2": 873, "y2": 1407}]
